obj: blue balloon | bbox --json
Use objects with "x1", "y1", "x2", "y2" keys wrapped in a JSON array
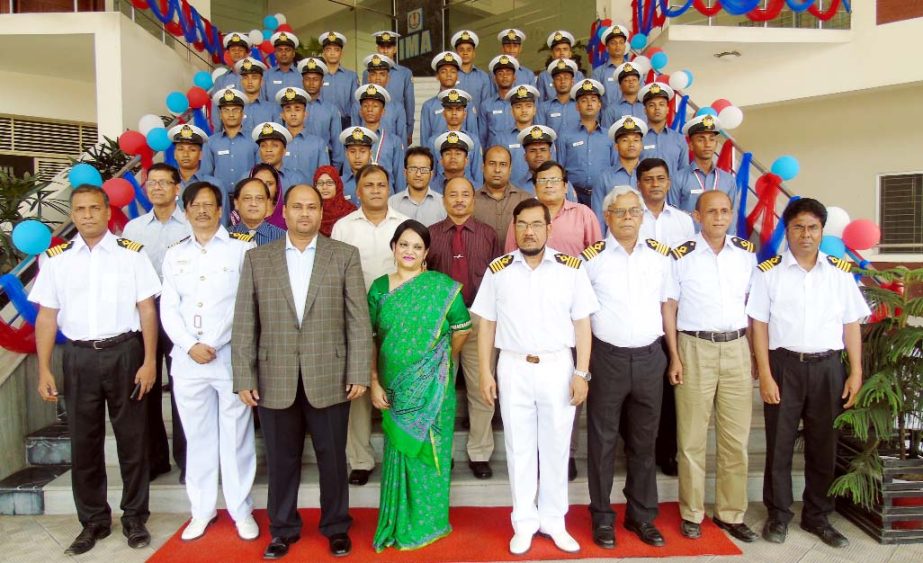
[
  {"x1": 651, "y1": 51, "x2": 668, "y2": 71},
  {"x1": 695, "y1": 107, "x2": 718, "y2": 118},
  {"x1": 630, "y1": 33, "x2": 647, "y2": 51},
  {"x1": 262, "y1": 29, "x2": 272, "y2": 40},
  {"x1": 12, "y1": 220, "x2": 52, "y2": 256},
  {"x1": 165, "y1": 91, "x2": 189, "y2": 114},
  {"x1": 68, "y1": 163, "x2": 102, "y2": 188},
  {"x1": 263, "y1": 15, "x2": 279, "y2": 30},
  {"x1": 684, "y1": 70, "x2": 694, "y2": 88},
  {"x1": 820, "y1": 235, "x2": 846, "y2": 259},
  {"x1": 146, "y1": 128, "x2": 172, "y2": 152},
  {"x1": 192, "y1": 70, "x2": 213, "y2": 90},
  {"x1": 771, "y1": 155, "x2": 800, "y2": 181}
]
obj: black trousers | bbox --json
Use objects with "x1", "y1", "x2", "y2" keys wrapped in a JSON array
[
  {"x1": 763, "y1": 349, "x2": 845, "y2": 528},
  {"x1": 655, "y1": 337, "x2": 677, "y2": 468},
  {"x1": 148, "y1": 299, "x2": 186, "y2": 473},
  {"x1": 587, "y1": 337, "x2": 666, "y2": 527},
  {"x1": 259, "y1": 377, "x2": 352, "y2": 538},
  {"x1": 62, "y1": 335, "x2": 149, "y2": 526}
]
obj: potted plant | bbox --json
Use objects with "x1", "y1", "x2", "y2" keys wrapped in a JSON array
[
  {"x1": 831, "y1": 265, "x2": 923, "y2": 543},
  {"x1": 0, "y1": 171, "x2": 70, "y2": 273}
]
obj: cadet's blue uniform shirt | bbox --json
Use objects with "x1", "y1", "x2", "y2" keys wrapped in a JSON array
[
  {"x1": 642, "y1": 126, "x2": 689, "y2": 177},
  {"x1": 178, "y1": 171, "x2": 229, "y2": 224},
  {"x1": 543, "y1": 98, "x2": 580, "y2": 135},
  {"x1": 456, "y1": 66, "x2": 493, "y2": 113},
  {"x1": 201, "y1": 129, "x2": 257, "y2": 192},
  {"x1": 275, "y1": 166, "x2": 310, "y2": 195},
  {"x1": 213, "y1": 68, "x2": 242, "y2": 92},
  {"x1": 601, "y1": 99, "x2": 646, "y2": 129},
  {"x1": 367, "y1": 126, "x2": 406, "y2": 195},
  {"x1": 305, "y1": 97, "x2": 343, "y2": 169},
  {"x1": 322, "y1": 66, "x2": 360, "y2": 123},
  {"x1": 591, "y1": 61, "x2": 625, "y2": 108},
  {"x1": 536, "y1": 68, "x2": 585, "y2": 102},
  {"x1": 592, "y1": 162, "x2": 640, "y2": 227},
  {"x1": 427, "y1": 130, "x2": 484, "y2": 187},
  {"x1": 514, "y1": 66, "x2": 537, "y2": 88},
  {"x1": 263, "y1": 65, "x2": 303, "y2": 102},
  {"x1": 363, "y1": 64, "x2": 415, "y2": 140},
  {"x1": 349, "y1": 104, "x2": 407, "y2": 145},
  {"x1": 482, "y1": 95, "x2": 546, "y2": 147},
  {"x1": 556, "y1": 123, "x2": 618, "y2": 189},
  {"x1": 419, "y1": 96, "x2": 482, "y2": 148},
  {"x1": 669, "y1": 163, "x2": 738, "y2": 234},
  {"x1": 284, "y1": 130, "x2": 331, "y2": 182},
  {"x1": 241, "y1": 97, "x2": 280, "y2": 136},
  {"x1": 486, "y1": 127, "x2": 532, "y2": 189}
]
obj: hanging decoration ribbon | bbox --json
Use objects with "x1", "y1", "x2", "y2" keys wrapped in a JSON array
[
  {"x1": 633, "y1": 0, "x2": 850, "y2": 34},
  {"x1": 671, "y1": 95, "x2": 689, "y2": 132},
  {"x1": 746, "y1": 172, "x2": 785, "y2": 246},
  {"x1": 0, "y1": 274, "x2": 67, "y2": 353},
  {"x1": 133, "y1": 0, "x2": 223, "y2": 63},
  {"x1": 736, "y1": 152, "x2": 753, "y2": 237}
]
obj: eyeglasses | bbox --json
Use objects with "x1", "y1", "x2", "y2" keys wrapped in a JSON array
[
  {"x1": 407, "y1": 166, "x2": 432, "y2": 174},
  {"x1": 534, "y1": 177, "x2": 564, "y2": 186},
  {"x1": 188, "y1": 203, "x2": 217, "y2": 211},
  {"x1": 315, "y1": 180, "x2": 336, "y2": 188},
  {"x1": 239, "y1": 195, "x2": 267, "y2": 203},
  {"x1": 514, "y1": 221, "x2": 547, "y2": 231},
  {"x1": 145, "y1": 179, "x2": 175, "y2": 188},
  {"x1": 606, "y1": 207, "x2": 643, "y2": 218}
]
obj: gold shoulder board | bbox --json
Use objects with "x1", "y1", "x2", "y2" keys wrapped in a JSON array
[
  {"x1": 489, "y1": 254, "x2": 514, "y2": 273},
  {"x1": 44, "y1": 241, "x2": 74, "y2": 258},
  {"x1": 826, "y1": 255, "x2": 854, "y2": 273},
  {"x1": 646, "y1": 238, "x2": 670, "y2": 256},
  {"x1": 554, "y1": 253, "x2": 582, "y2": 269},
  {"x1": 758, "y1": 255, "x2": 782, "y2": 272},
  {"x1": 580, "y1": 240, "x2": 606, "y2": 261},
  {"x1": 117, "y1": 238, "x2": 144, "y2": 252},
  {"x1": 731, "y1": 236, "x2": 755, "y2": 253},
  {"x1": 671, "y1": 240, "x2": 696, "y2": 260},
  {"x1": 229, "y1": 232, "x2": 255, "y2": 242}
]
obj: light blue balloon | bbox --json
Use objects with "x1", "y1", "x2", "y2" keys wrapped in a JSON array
[
  {"x1": 684, "y1": 70, "x2": 694, "y2": 88},
  {"x1": 651, "y1": 51, "x2": 668, "y2": 71},
  {"x1": 630, "y1": 33, "x2": 647, "y2": 51},
  {"x1": 263, "y1": 15, "x2": 279, "y2": 30},
  {"x1": 68, "y1": 163, "x2": 103, "y2": 188},
  {"x1": 820, "y1": 235, "x2": 846, "y2": 259},
  {"x1": 12, "y1": 220, "x2": 52, "y2": 256},
  {"x1": 146, "y1": 128, "x2": 171, "y2": 152},
  {"x1": 771, "y1": 155, "x2": 800, "y2": 181},
  {"x1": 262, "y1": 29, "x2": 272, "y2": 40},
  {"x1": 695, "y1": 107, "x2": 718, "y2": 118},
  {"x1": 193, "y1": 70, "x2": 213, "y2": 90},
  {"x1": 165, "y1": 91, "x2": 189, "y2": 114}
]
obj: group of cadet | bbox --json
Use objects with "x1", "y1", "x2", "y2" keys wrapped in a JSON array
[{"x1": 29, "y1": 22, "x2": 870, "y2": 560}]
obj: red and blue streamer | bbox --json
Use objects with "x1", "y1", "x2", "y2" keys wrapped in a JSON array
[
  {"x1": 736, "y1": 152, "x2": 753, "y2": 237},
  {"x1": 635, "y1": 0, "x2": 850, "y2": 34}
]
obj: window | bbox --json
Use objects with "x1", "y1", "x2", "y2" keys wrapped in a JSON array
[{"x1": 879, "y1": 173, "x2": 923, "y2": 254}]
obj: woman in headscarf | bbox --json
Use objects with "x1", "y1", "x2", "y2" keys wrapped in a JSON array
[
  {"x1": 313, "y1": 165, "x2": 356, "y2": 237},
  {"x1": 249, "y1": 164, "x2": 286, "y2": 230}
]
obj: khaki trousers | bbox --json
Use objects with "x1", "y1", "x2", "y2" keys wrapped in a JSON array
[
  {"x1": 675, "y1": 333, "x2": 752, "y2": 524},
  {"x1": 346, "y1": 392, "x2": 375, "y2": 471},
  {"x1": 459, "y1": 311, "x2": 496, "y2": 462}
]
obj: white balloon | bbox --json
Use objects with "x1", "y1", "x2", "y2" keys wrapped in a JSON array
[
  {"x1": 825, "y1": 207, "x2": 851, "y2": 238},
  {"x1": 718, "y1": 105, "x2": 744, "y2": 130},
  {"x1": 249, "y1": 29, "x2": 263, "y2": 46},
  {"x1": 138, "y1": 114, "x2": 164, "y2": 136},
  {"x1": 631, "y1": 55, "x2": 651, "y2": 74},
  {"x1": 669, "y1": 71, "x2": 690, "y2": 91},
  {"x1": 275, "y1": 13, "x2": 286, "y2": 25},
  {"x1": 212, "y1": 67, "x2": 229, "y2": 82}
]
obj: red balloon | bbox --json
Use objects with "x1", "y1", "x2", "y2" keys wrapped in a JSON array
[
  {"x1": 186, "y1": 86, "x2": 210, "y2": 109},
  {"x1": 102, "y1": 178, "x2": 135, "y2": 208},
  {"x1": 260, "y1": 40, "x2": 274, "y2": 55},
  {"x1": 50, "y1": 236, "x2": 66, "y2": 248},
  {"x1": 222, "y1": 50, "x2": 233, "y2": 66},
  {"x1": 655, "y1": 73, "x2": 670, "y2": 84},
  {"x1": 842, "y1": 219, "x2": 881, "y2": 251},
  {"x1": 711, "y1": 98, "x2": 733, "y2": 113},
  {"x1": 108, "y1": 205, "x2": 129, "y2": 234},
  {"x1": 276, "y1": 23, "x2": 294, "y2": 33},
  {"x1": 645, "y1": 47, "x2": 663, "y2": 57},
  {"x1": 130, "y1": 0, "x2": 149, "y2": 8},
  {"x1": 118, "y1": 130, "x2": 146, "y2": 155}
]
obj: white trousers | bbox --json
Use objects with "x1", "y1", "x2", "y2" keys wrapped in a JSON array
[
  {"x1": 498, "y1": 349, "x2": 575, "y2": 536},
  {"x1": 173, "y1": 376, "x2": 256, "y2": 522}
]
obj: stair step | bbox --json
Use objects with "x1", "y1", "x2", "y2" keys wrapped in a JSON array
[
  {"x1": 42, "y1": 455, "x2": 805, "y2": 516},
  {"x1": 25, "y1": 422, "x2": 70, "y2": 466},
  {"x1": 0, "y1": 465, "x2": 71, "y2": 515}
]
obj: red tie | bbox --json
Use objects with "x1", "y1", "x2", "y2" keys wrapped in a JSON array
[{"x1": 449, "y1": 224, "x2": 471, "y2": 304}]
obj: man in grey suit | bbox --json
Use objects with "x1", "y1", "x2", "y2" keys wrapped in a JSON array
[{"x1": 233, "y1": 184, "x2": 373, "y2": 559}]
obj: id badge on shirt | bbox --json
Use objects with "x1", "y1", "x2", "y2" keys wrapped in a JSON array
[
  {"x1": 572, "y1": 141, "x2": 585, "y2": 147},
  {"x1": 691, "y1": 188, "x2": 704, "y2": 194},
  {"x1": 217, "y1": 150, "x2": 230, "y2": 156},
  {"x1": 643, "y1": 144, "x2": 655, "y2": 150},
  {"x1": 492, "y1": 110, "x2": 503, "y2": 115},
  {"x1": 273, "y1": 80, "x2": 282, "y2": 84},
  {"x1": 550, "y1": 112, "x2": 562, "y2": 118},
  {"x1": 323, "y1": 81, "x2": 331, "y2": 86},
  {"x1": 508, "y1": 143, "x2": 521, "y2": 149}
]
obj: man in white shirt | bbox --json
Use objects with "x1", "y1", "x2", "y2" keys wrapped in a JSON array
[{"x1": 388, "y1": 146, "x2": 447, "y2": 226}]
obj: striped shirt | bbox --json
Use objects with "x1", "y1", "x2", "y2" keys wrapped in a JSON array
[
  {"x1": 229, "y1": 220, "x2": 286, "y2": 246},
  {"x1": 427, "y1": 217, "x2": 501, "y2": 306}
]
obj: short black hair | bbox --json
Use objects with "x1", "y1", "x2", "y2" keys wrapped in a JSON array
[
  {"x1": 637, "y1": 157, "x2": 670, "y2": 180},
  {"x1": 484, "y1": 144, "x2": 512, "y2": 164},
  {"x1": 404, "y1": 146, "x2": 435, "y2": 169},
  {"x1": 356, "y1": 163, "x2": 390, "y2": 186},
  {"x1": 233, "y1": 177, "x2": 271, "y2": 201},
  {"x1": 181, "y1": 181, "x2": 223, "y2": 209},
  {"x1": 782, "y1": 197, "x2": 827, "y2": 227},
  {"x1": 70, "y1": 185, "x2": 109, "y2": 207},
  {"x1": 532, "y1": 159, "x2": 567, "y2": 183},
  {"x1": 390, "y1": 219, "x2": 431, "y2": 250},
  {"x1": 283, "y1": 184, "x2": 324, "y2": 207},
  {"x1": 148, "y1": 162, "x2": 181, "y2": 185},
  {"x1": 512, "y1": 198, "x2": 551, "y2": 225}
]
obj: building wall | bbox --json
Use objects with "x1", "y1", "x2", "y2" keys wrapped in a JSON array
[
  {"x1": 0, "y1": 352, "x2": 58, "y2": 481},
  {"x1": 0, "y1": 70, "x2": 96, "y2": 124}
]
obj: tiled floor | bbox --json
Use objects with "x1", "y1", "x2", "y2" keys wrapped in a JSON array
[{"x1": 0, "y1": 503, "x2": 918, "y2": 562}]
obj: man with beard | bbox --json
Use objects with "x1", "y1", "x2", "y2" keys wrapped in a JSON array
[{"x1": 473, "y1": 145, "x2": 532, "y2": 248}]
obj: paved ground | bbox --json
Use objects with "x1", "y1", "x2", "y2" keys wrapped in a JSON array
[{"x1": 0, "y1": 503, "x2": 919, "y2": 562}]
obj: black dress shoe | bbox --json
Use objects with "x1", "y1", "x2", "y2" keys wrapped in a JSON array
[
  {"x1": 64, "y1": 523, "x2": 111, "y2": 555},
  {"x1": 328, "y1": 533, "x2": 351, "y2": 557},
  {"x1": 592, "y1": 525, "x2": 616, "y2": 549},
  {"x1": 659, "y1": 458, "x2": 678, "y2": 476},
  {"x1": 122, "y1": 520, "x2": 151, "y2": 549},
  {"x1": 680, "y1": 519, "x2": 701, "y2": 539},
  {"x1": 348, "y1": 469, "x2": 371, "y2": 486},
  {"x1": 469, "y1": 461, "x2": 493, "y2": 479},
  {"x1": 263, "y1": 535, "x2": 300, "y2": 560},
  {"x1": 762, "y1": 519, "x2": 788, "y2": 544},
  {"x1": 713, "y1": 518, "x2": 758, "y2": 542},
  {"x1": 568, "y1": 458, "x2": 577, "y2": 481},
  {"x1": 625, "y1": 520, "x2": 665, "y2": 547},
  {"x1": 179, "y1": 469, "x2": 186, "y2": 485},
  {"x1": 800, "y1": 522, "x2": 849, "y2": 548}
]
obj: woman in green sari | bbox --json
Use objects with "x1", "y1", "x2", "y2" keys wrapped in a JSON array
[{"x1": 369, "y1": 219, "x2": 472, "y2": 551}]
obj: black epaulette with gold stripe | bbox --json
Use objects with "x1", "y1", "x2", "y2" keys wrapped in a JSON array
[
  {"x1": 168, "y1": 236, "x2": 190, "y2": 249},
  {"x1": 44, "y1": 241, "x2": 73, "y2": 258},
  {"x1": 758, "y1": 255, "x2": 782, "y2": 272},
  {"x1": 117, "y1": 238, "x2": 144, "y2": 252},
  {"x1": 555, "y1": 253, "x2": 582, "y2": 269},
  {"x1": 826, "y1": 255, "x2": 854, "y2": 273},
  {"x1": 229, "y1": 232, "x2": 255, "y2": 242},
  {"x1": 646, "y1": 238, "x2": 670, "y2": 257},
  {"x1": 731, "y1": 236, "x2": 755, "y2": 253},
  {"x1": 580, "y1": 240, "x2": 606, "y2": 261},
  {"x1": 489, "y1": 254, "x2": 514, "y2": 273},
  {"x1": 671, "y1": 240, "x2": 696, "y2": 260}
]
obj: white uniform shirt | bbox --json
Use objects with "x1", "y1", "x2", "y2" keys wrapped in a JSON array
[
  {"x1": 160, "y1": 227, "x2": 254, "y2": 378},
  {"x1": 330, "y1": 206, "x2": 409, "y2": 289},
  {"x1": 582, "y1": 235, "x2": 673, "y2": 347},
  {"x1": 29, "y1": 231, "x2": 161, "y2": 341},
  {"x1": 471, "y1": 247, "x2": 599, "y2": 354},
  {"x1": 285, "y1": 234, "x2": 317, "y2": 325},
  {"x1": 746, "y1": 250, "x2": 870, "y2": 353},
  {"x1": 667, "y1": 234, "x2": 757, "y2": 332},
  {"x1": 121, "y1": 205, "x2": 191, "y2": 278},
  {"x1": 639, "y1": 203, "x2": 695, "y2": 247}
]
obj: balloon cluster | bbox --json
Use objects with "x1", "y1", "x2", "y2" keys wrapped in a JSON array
[
  {"x1": 226, "y1": 13, "x2": 290, "y2": 66},
  {"x1": 708, "y1": 98, "x2": 744, "y2": 130},
  {"x1": 820, "y1": 206, "x2": 881, "y2": 257}
]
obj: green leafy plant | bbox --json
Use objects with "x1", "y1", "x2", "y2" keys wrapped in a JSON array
[
  {"x1": 71, "y1": 135, "x2": 133, "y2": 181},
  {"x1": 0, "y1": 171, "x2": 70, "y2": 273},
  {"x1": 830, "y1": 266, "x2": 923, "y2": 509}
]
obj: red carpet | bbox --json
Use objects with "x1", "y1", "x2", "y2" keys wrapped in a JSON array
[{"x1": 148, "y1": 502, "x2": 741, "y2": 562}]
